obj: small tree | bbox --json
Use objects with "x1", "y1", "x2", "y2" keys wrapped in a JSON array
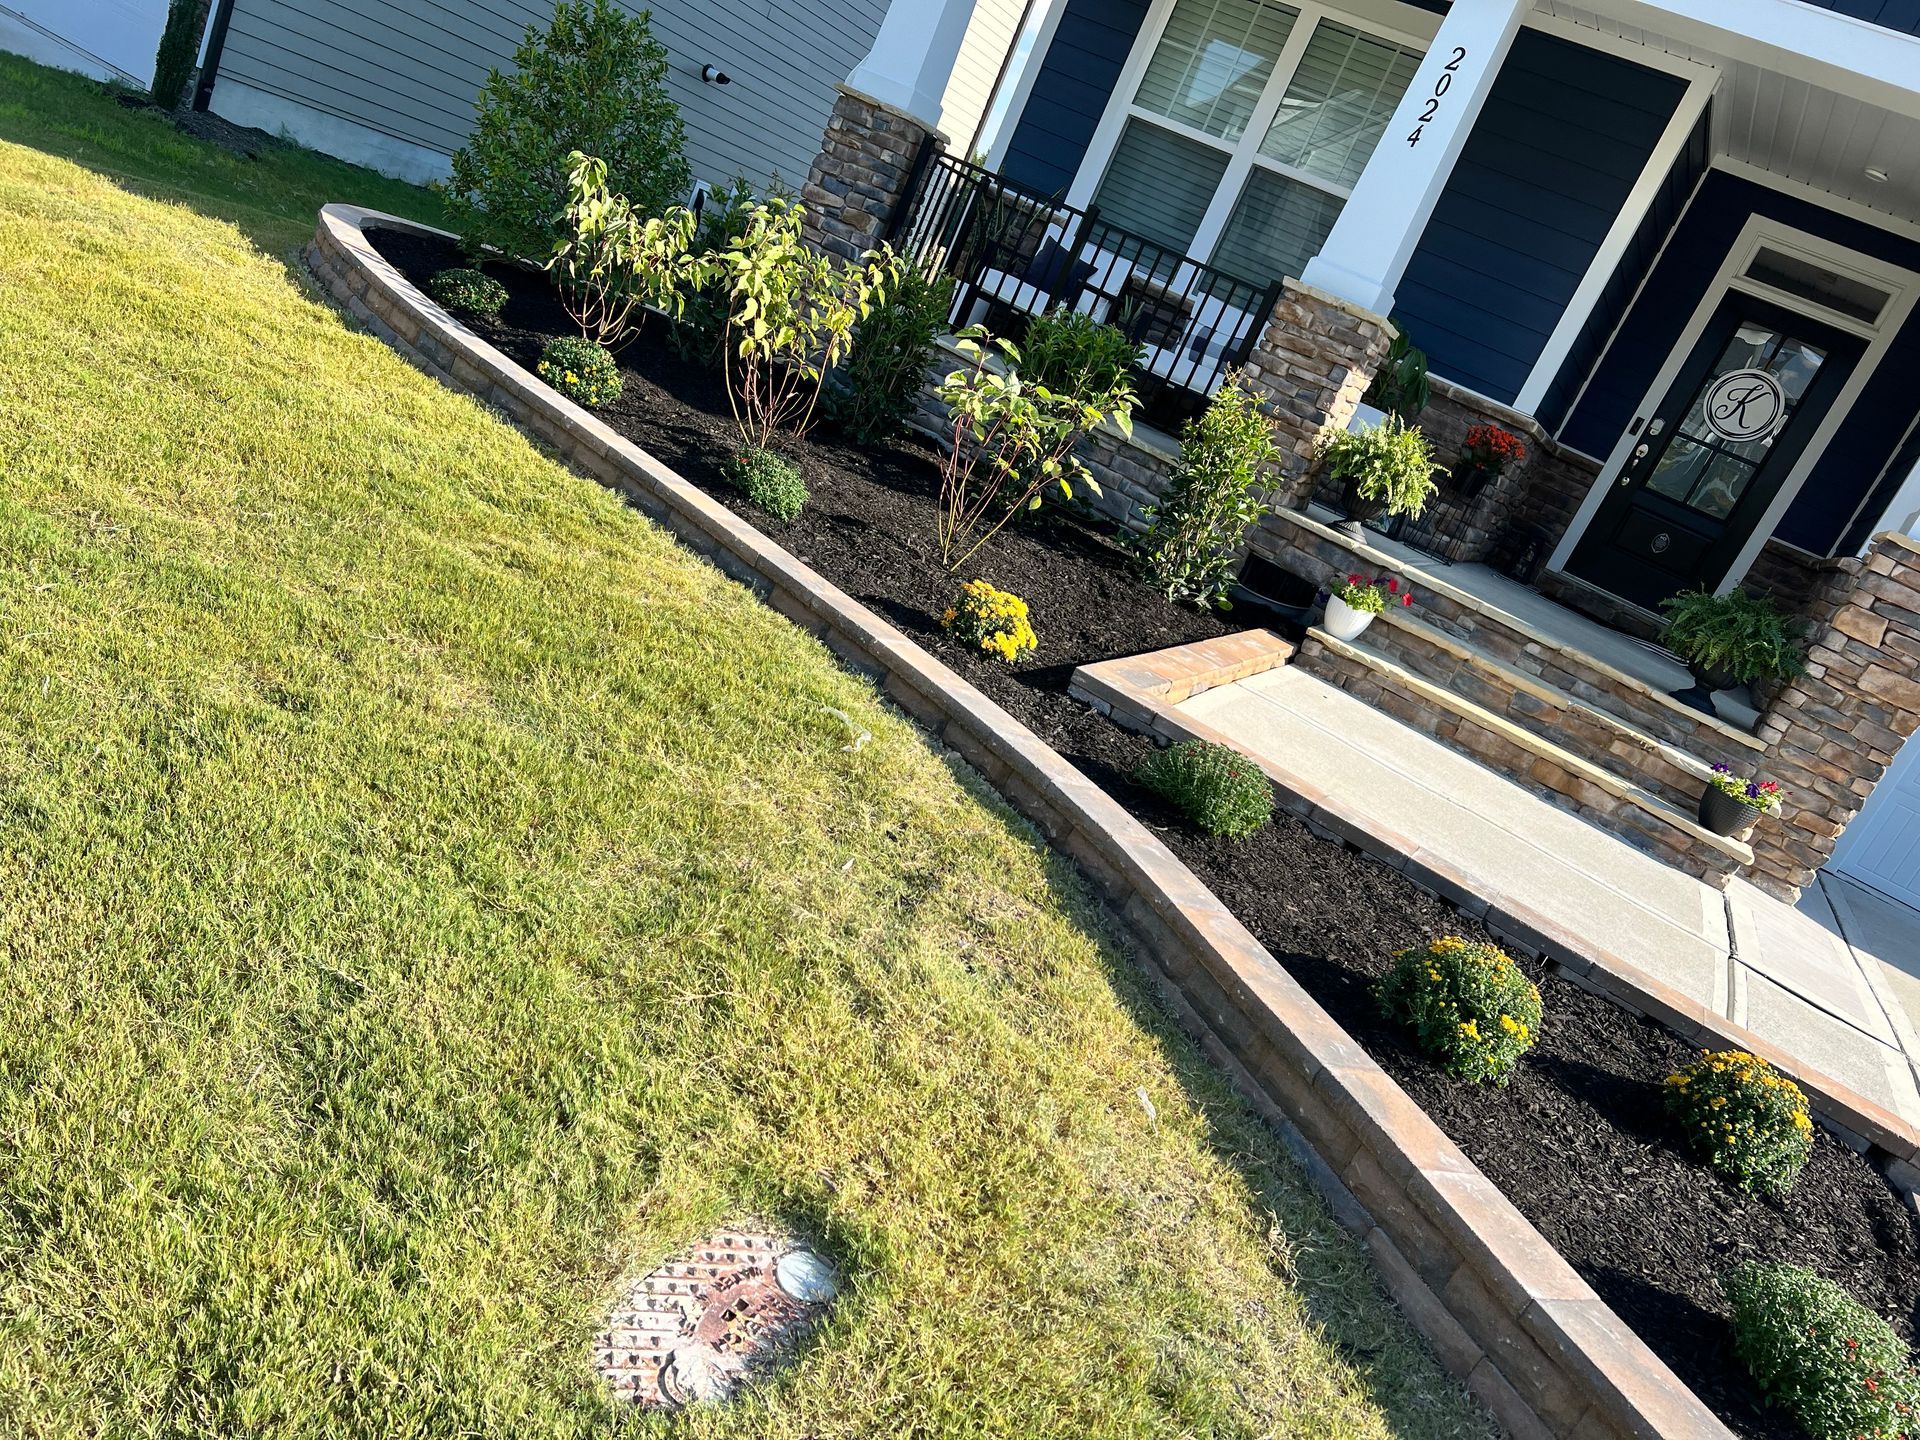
[
  {"x1": 1137, "y1": 374, "x2": 1282, "y2": 609},
  {"x1": 545, "y1": 151, "x2": 708, "y2": 348},
  {"x1": 935, "y1": 328, "x2": 1134, "y2": 570},
  {"x1": 714, "y1": 198, "x2": 902, "y2": 449},
  {"x1": 443, "y1": 0, "x2": 690, "y2": 262},
  {"x1": 828, "y1": 266, "x2": 955, "y2": 445},
  {"x1": 150, "y1": 0, "x2": 212, "y2": 110}
]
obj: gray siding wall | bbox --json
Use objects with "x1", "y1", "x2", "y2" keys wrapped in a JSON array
[{"x1": 216, "y1": 0, "x2": 889, "y2": 191}]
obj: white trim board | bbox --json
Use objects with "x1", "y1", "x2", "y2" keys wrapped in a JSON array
[{"x1": 1544, "y1": 212, "x2": 1920, "y2": 590}]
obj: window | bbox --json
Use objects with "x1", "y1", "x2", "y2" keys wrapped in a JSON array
[
  {"x1": 1743, "y1": 247, "x2": 1890, "y2": 326},
  {"x1": 1089, "y1": 0, "x2": 1421, "y2": 285}
]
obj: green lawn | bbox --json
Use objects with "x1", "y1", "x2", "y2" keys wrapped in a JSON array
[{"x1": 0, "y1": 64, "x2": 1487, "y2": 1440}]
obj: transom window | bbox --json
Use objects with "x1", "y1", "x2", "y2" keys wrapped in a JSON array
[{"x1": 1090, "y1": 0, "x2": 1422, "y2": 285}]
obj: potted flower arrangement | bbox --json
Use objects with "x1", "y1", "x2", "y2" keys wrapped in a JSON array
[
  {"x1": 1318, "y1": 414, "x2": 1439, "y2": 540},
  {"x1": 1699, "y1": 764, "x2": 1783, "y2": 839},
  {"x1": 1660, "y1": 588, "x2": 1806, "y2": 717},
  {"x1": 1452, "y1": 423, "x2": 1526, "y2": 500},
  {"x1": 1324, "y1": 573, "x2": 1414, "y2": 642}
]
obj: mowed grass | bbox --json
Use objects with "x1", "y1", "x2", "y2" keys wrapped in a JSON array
[
  {"x1": 0, "y1": 113, "x2": 1486, "y2": 1440},
  {"x1": 0, "y1": 51, "x2": 445, "y2": 255}
]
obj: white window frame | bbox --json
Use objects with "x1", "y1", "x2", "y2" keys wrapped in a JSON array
[
  {"x1": 1546, "y1": 212, "x2": 1920, "y2": 593},
  {"x1": 1064, "y1": 0, "x2": 1437, "y2": 272}
]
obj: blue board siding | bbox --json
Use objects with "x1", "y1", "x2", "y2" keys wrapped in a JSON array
[
  {"x1": 1561, "y1": 169, "x2": 1920, "y2": 555},
  {"x1": 999, "y1": 0, "x2": 1150, "y2": 197},
  {"x1": 1537, "y1": 104, "x2": 1710, "y2": 433},
  {"x1": 1392, "y1": 29, "x2": 1686, "y2": 404},
  {"x1": 1798, "y1": 0, "x2": 1920, "y2": 37}
]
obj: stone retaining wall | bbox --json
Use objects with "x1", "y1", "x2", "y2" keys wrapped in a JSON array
[{"x1": 309, "y1": 202, "x2": 1809, "y2": 1440}]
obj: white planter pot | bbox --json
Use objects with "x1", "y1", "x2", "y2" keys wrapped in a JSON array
[{"x1": 1323, "y1": 594, "x2": 1377, "y2": 642}]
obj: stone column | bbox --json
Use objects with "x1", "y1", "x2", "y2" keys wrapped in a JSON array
[
  {"x1": 1240, "y1": 277, "x2": 1398, "y2": 515},
  {"x1": 1750, "y1": 532, "x2": 1920, "y2": 898},
  {"x1": 798, "y1": 0, "x2": 979, "y2": 261}
]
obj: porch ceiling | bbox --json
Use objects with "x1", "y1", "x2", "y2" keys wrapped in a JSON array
[{"x1": 1537, "y1": 0, "x2": 1920, "y2": 230}]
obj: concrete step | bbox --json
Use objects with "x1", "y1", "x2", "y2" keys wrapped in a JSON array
[
  {"x1": 1297, "y1": 627, "x2": 1755, "y2": 886},
  {"x1": 1253, "y1": 507, "x2": 1768, "y2": 768}
]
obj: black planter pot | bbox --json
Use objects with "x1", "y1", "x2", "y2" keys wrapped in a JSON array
[
  {"x1": 1449, "y1": 462, "x2": 1495, "y2": 501},
  {"x1": 1336, "y1": 475, "x2": 1388, "y2": 540},
  {"x1": 1698, "y1": 784, "x2": 1760, "y2": 839},
  {"x1": 1670, "y1": 656, "x2": 1741, "y2": 718}
]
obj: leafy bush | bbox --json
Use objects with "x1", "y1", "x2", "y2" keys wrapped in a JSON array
[
  {"x1": 723, "y1": 445, "x2": 807, "y2": 521},
  {"x1": 1377, "y1": 938, "x2": 1541, "y2": 1085},
  {"x1": 428, "y1": 267, "x2": 508, "y2": 318},
  {"x1": 942, "y1": 579, "x2": 1037, "y2": 664},
  {"x1": 1726, "y1": 1263, "x2": 1920, "y2": 1440},
  {"x1": 442, "y1": 0, "x2": 690, "y2": 263},
  {"x1": 544, "y1": 151, "x2": 706, "y2": 348},
  {"x1": 1362, "y1": 333, "x2": 1430, "y2": 419},
  {"x1": 1134, "y1": 740, "x2": 1272, "y2": 839},
  {"x1": 1660, "y1": 588, "x2": 1806, "y2": 683},
  {"x1": 536, "y1": 335, "x2": 621, "y2": 407},
  {"x1": 150, "y1": 0, "x2": 210, "y2": 109},
  {"x1": 936, "y1": 327, "x2": 1134, "y2": 570},
  {"x1": 1319, "y1": 414, "x2": 1438, "y2": 519},
  {"x1": 671, "y1": 176, "x2": 768, "y2": 366},
  {"x1": 828, "y1": 267, "x2": 954, "y2": 445},
  {"x1": 1665, "y1": 1049, "x2": 1813, "y2": 1195},
  {"x1": 1137, "y1": 374, "x2": 1282, "y2": 609},
  {"x1": 1022, "y1": 306, "x2": 1140, "y2": 398},
  {"x1": 714, "y1": 197, "x2": 902, "y2": 448}
]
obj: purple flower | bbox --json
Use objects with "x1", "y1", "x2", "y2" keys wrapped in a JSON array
[
  {"x1": 1713, "y1": 763, "x2": 1732, "y2": 775},
  {"x1": 1746, "y1": 782, "x2": 1761, "y2": 798}
]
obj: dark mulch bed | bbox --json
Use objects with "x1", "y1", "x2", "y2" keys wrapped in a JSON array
[{"x1": 374, "y1": 227, "x2": 1920, "y2": 1439}]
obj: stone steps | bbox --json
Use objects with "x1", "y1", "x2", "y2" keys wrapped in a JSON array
[
  {"x1": 1252, "y1": 508, "x2": 1768, "y2": 768},
  {"x1": 1298, "y1": 628, "x2": 1754, "y2": 885}
]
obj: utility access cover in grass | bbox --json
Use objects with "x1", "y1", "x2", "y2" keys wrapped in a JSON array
[{"x1": 594, "y1": 1228, "x2": 839, "y2": 1408}]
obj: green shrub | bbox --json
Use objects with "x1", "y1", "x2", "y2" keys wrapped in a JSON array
[
  {"x1": 723, "y1": 445, "x2": 807, "y2": 521},
  {"x1": 1319, "y1": 414, "x2": 1438, "y2": 519},
  {"x1": 671, "y1": 175, "x2": 766, "y2": 366},
  {"x1": 714, "y1": 197, "x2": 903, "y2": 448},
  {"x1": 442, "y1": 0, "x2": 690, "y2": 263},
  {"x1": 1137, "y1": 374, "x2": 1282, "y2": 609},
  {"x1": 1725, "y1": 1263, "x2": 1920, "y2": 1440},
  {"x1": 1022, "y1": 306, "x2": 1140, "y2": 398},
  {"x1": 150, "y1": 0, "x2": 211, "y2": 109},
  {"x1": 829, "y1": 267, "x2": 954, "y2": 445},
  {"x1": 544, "y1": 151, "x2": 706, "y2": 347},
  {"x1": 1660, "y1": 588, "x2": 1806, "y2": 683},
  {"x1": 428, "y1": 267, "x2": 508, "y2": 318},
  {"x1": 536, "y1": 335, "x2": 621, "y2": 407},
  {"x1": 1665, "y1": 1049, "x2": 1813, "y2": 1195},
  {"x1": 1134, "y1": 740, "x2": 1272, "y2": 839},
  {"x1": 1377, "y1": 937, "x2": 1541, "y2": 1085},
  {"x1": 942, "y1": 579, "x2": 1038, "y2": 664}
]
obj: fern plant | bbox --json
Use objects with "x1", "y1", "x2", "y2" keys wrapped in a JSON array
[{"x1": 1660, "y1": 589, "x2": 1806, "y2": 683}]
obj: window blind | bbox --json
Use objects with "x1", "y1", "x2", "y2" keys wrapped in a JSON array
[
  {"x1": 1091, "y1": 118, "x2": 1232, "y2": 253},
  {"x1": 1259, "y1": 20, "x2": 1419, "y2": 189},
  {"x1": 1210, "y1": 167, "x2": 1344, "y2": 285},
  {"x1": 1135, "y1": 0, "x2": 1300, "y2": 142}
]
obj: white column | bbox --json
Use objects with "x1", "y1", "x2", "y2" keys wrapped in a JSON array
[
  {"x1": 1300, "y1": 0, "x2": 1529, "y2": 317},
  {"x1": 846, "y1": 0, "x2": 982, "y2": 132}
]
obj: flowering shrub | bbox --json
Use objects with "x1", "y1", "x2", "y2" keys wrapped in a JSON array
[
  {"x1": 536, "y1": 335, "x2": 622, "y2": 407},
  {"x1": 1725, "y1": 1263, "x2": 1919, "y2": 1440},
  {"x1": 723, "y1": 446, "x2": 807, "y2": 521},
  {"x1": 1337, "y1": 573, "x2": 1415, "y2": 615},
  {"x1": 1134, "y1": 739, "x2": 1272, "y2": 839},
  {"x1": 1377, "y1": 937, "x2": 1542, "y2": 1085},
  {"x1": 1709, "y1": 763, "x2": 1785, "y2": 815},
  {"x1": 428, "y1": 267, "x2": 508, "y2": 318},
  {"x1": 1665, "y1": 1049, "x2": 1813, "y2": 1195},
  {"x1": 1460, "y1": 423, "x2": 1527, "y2": 475},
  {"x1": 942, "y1": 580, "x2": 1037, "y2": 664}
]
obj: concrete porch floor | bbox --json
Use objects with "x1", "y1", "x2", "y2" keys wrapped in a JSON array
[{"x1": 1182, "y1": 664, "x2": 1920, "y2": 1121}]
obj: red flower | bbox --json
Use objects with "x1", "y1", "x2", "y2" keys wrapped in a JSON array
[
  {"x1": 1348, "y1": 573, "x2": 1364, "y2": 586},
  {"x1": 1403, "y1": 593, "x2": 1414, "y2": 607},
  {"x1": 1386, "y1": 578, "x2": 1398, "y2": 592}
]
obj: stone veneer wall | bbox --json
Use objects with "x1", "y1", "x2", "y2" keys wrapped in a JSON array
[
  {"x1": 1750, "y1": 532, "x2": 1920, "y2": 896},
  {"x1": 799, "y1": 86, "x2": 938, "y2": 263}
]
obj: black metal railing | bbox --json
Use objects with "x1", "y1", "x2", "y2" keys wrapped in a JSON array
[{"x1": 885, "y1": 150, "x2": 1283, "y2": 427}]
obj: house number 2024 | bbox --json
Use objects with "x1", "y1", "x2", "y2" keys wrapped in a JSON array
[{"x1": 1406, "y1": 47, "x2": 1467, "y2": 147}]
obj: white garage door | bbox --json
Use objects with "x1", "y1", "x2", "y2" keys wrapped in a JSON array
[
  {"x1": 3, "y1": 0, "x2": 169, "y2": 86},
  {"x1": 1833, "y1": 730, "x2": 1920, "y2": 909}
]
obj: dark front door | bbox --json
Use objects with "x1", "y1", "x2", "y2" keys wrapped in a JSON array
[{"x1": 1568, "y1": 294, "x2": 1863, "y2": 610}]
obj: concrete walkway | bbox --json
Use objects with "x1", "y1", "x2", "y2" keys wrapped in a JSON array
[{"x1": 1183, "y1": 665, "x2": 1920, "y2": 1122}]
